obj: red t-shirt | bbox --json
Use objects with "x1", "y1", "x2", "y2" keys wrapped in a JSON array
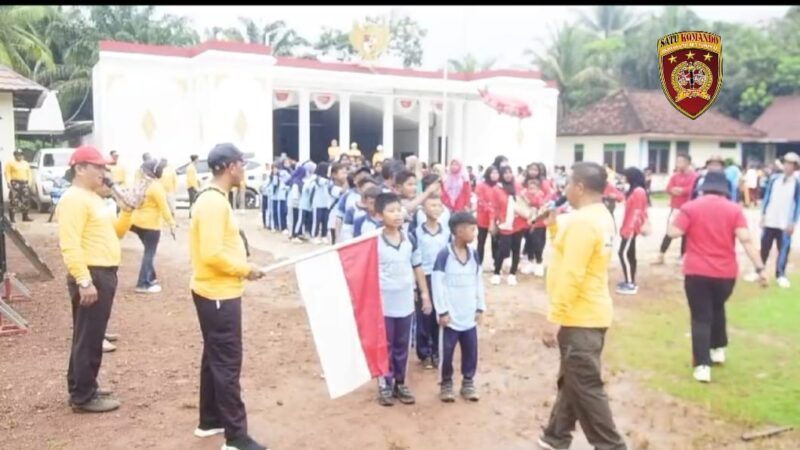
[
  {"x1": 674, "y1": 194, "x2": 748, "y2": 279},
  {"x1": 474, "y1": 182, "x2": 495, "y2": 228},
  {"x1": 620, "y1": 187, "x2": 648, "y2": 238},
  {"x1": 523, "y1": 188, "x2": 549, "y2": 228},
  {"x1": 666, "y1": 170, "x2": 698, "y2": 209},
  {"x1": 492, "y1": 183, "x2": 528, "y2": 235}
]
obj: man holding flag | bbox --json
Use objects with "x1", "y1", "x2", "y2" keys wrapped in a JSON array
[{"x1": 189, "y1": 143, "x2": 267, "y2": 450}]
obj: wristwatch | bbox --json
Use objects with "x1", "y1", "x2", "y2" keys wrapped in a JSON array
[{"x1": 78, "y1": 279, "x2": 92, "y2": 289}]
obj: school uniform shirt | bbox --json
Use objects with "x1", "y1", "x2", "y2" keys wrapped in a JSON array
[
  {"x1": 546, "y1": 203, "x2": 616, "y2": 328},
  {"x1": 311, "y1": 177, "x2": 333, "y2": 210},
  {"x1": 341, "y1": 204, "x2": 368, "y2": 242},
  {"x1": 299, "y1": 176, "x2": 315, "y2": 211},
  {"x1": 336, "y1": 190, "x2": 360, "y2": 221},
  {"x1": 474, "y1": 182, "x2": 495, "y2": 229},
  {"x1": 416, "y1": 222, "x2": 452, "y2": 275},
  {"x1": 269, "y1": 174, "x2": 289, "y2": 201},
  {"x1": 410, "y1": 208, "x2": 451, "y2": 242},
  {"x1": 674, "y1": 194, "x2": 748, "y2": 279},
  {"x1": 327, "y1": 185, "x2": 346, "y2": 230},
  {"x1": 160, "y1": 166, "x2": 177, "y2": 193},
  {"x1": 492, "y1": 184, "x2": 528, "y2": 235},
  {"x1": 190, "y1": 186, "x2": 250, "y2": 300},
  {"x1": 378, "y1": 232, "x2": 422, "y2": 318},
  {"x1": 666, "y1": 170, "x2": 698, "y2": 209},
  {"x1": 431, "y1": 244, "x2": 486, "y2": 331},
  {"x1": 288, "y1": 184, "x2": 302, "y2": 208},
  {"x1": 5, "y1": 159, "x2": 31, "y2": 182},
  {"x1": 353, "y1": 213, "x2": 382, "y2": 238},
  {"x1": 186, "y1": 163, "x2": 199, "y2": 190},
  {"x1": 259, "y1": 179, "x2": 271, "y2": 196},
  {"x1": 131, "y1": 180, "x2": 175, "y2": 231},
  {"x1": 619, "y1": 187, "x2": 649, "y2": 239},
  {"x1": 110, "y1": 164, "x2": 127, "y2": 186},
  {"x1": 761, "y1": 174, "x2": 800, "y2": 230},
  {"x1": 56, "y1": 186, "x2": 134, "y2": 283}
]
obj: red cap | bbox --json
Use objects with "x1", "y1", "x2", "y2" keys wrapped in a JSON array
[{"x1": 69, "y1": 145, "x2": 111, "y2": 166}]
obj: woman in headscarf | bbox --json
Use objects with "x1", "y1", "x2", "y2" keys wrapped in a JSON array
[
  {"x1": 617, "y1": 167, "x2": 650, "y2": 295},
  {"x1": 441, "y1": 159, "x2": 472, "y2": 212},
  {"x1": 492, "y1": 155, "x2": 510, "y2": 169},
  {"x1": 476, "y1": 165, "x2": 500, "y2": 266},
  {"x1": 287, "y1": 165, "x2": 307, "y2": 241},
  {"x1": 491, "y1": 165, "x2": 529, "y2": 286},
  {"x1": 299, "y1": 161, "x2": 318, "y2": 240}
]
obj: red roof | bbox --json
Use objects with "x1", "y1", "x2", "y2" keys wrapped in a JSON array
[
  {"x1": 752, "y1": 95, "x2": 800, "y2": 141},
  {"x1": 99, "y1": 40, "x2": 547, "y2": 82},
  {"x1": 0, "y1": 65, "x2": 46, "y2": 109},
  {"x1": 558, "y1": 90, "x2": 764, "y2": 139}
]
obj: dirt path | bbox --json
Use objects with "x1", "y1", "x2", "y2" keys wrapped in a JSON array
[{"x1": 1, "y1": 209, "x2": 797, "y2": 449}]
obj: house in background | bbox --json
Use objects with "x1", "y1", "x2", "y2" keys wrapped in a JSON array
[
  {"x1": 556, "y1": 89, "x2": 765, "y2": 191},
  {"x1": 746, "y1": 95, "x2": 800, "y2": 164},
  {"x1": 0, "y1": 66, "x2": 48, "y2": 160}
]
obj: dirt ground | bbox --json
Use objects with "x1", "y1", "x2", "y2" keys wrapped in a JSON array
[{"x1": 1, "y1": 207, "x2": 798, "y2": 450}]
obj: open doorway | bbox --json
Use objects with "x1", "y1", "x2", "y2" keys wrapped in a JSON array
[{"x1": 350, "y1": 95, "x2": 383, "y2": 162}]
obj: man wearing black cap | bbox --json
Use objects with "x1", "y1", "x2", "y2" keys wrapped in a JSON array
[
  {"x1": 189, "y1": 143, "x2": 267, "y2": 450},
  {"x1": 5, "y1": 149, "x2": 33, "y2": 222},
  {"x1": 691, "y1": 155, "x2": 734, "y2": 200}
]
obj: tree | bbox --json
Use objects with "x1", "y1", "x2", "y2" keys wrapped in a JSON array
[
  {"x1": 577, "y1": 5, "x2": 638, "y2": 39},
  {"x1": 448, "y1": 53, "x2": 495, "y2": 73},
  {"x1": 234, "y1": 18, "x2": 308, "y2": 56},
  {"x1": 88, "y1": 6, "x2": 199, "y2": 46},
  {"x1": 365, "y1": 12, "x2": 427, "y2": 67},
  {"x1": 203, "y1": 26, "x2": 243, "y2": 42},
  {"x1": 0, "y1": 5, "x2": 55, "y2": 77},
  {"x1": 313, "y1": 27, "x2": 357, "y2": 61}
]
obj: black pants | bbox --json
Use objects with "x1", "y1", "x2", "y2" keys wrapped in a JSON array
[
  {"x1": 415, "y1": 275, "x2": 438, "y2": 361},
  {"x1": 302, "y1": 210, "x2": 313, "y2": 235},
  {"x1": 659, "y1": 208, "x2": 686, "y2": 256},
  {"x1": 193, "y1": 292, "x2": 248, "y2": 441},
  {"x1": 261, "y1": 195, "x2": 270, "y2": 228},
  {"x1": 188, "y1": 187, "x2": 198, "y2": 218},
  {"x1": 543, "y1": 327, "x2": 626, "y2": 450},
  {"x1": 131, "y1": 225, "x2": 161, "y2": 289},
  {"x1": 618, "y1": 237, "x2": 637, "y2": 284},
  {"x1": 684, "y1": 275, "x2": 735, "y2": 367},
  {"x1": 524, "y1": 227, "x2": 547, "y2": 263},
  {"x1": 314, "y1": 207, "x2": 329, "y2": 238},
  {"x1": 761, "y1": 227, "x2": 792, "y2": 278},
  {"x1": 291, "y1": 207, "x2": 302, "y2": 238},
  {"x1": 440, "y1": 326, "x2": 478, "y2": 384},
  {"x1": 271, "y1": 200, "x2": 287, "y2": 231},
  {"x1": 494, "y1": 230, "x2": 524, "y2": 275},
  {"x1": 67, "y1": 267, "x2": 118, "y2": 405},
  {"x1": 476, "y1": 227, "x2": 498, "y2": 266}
]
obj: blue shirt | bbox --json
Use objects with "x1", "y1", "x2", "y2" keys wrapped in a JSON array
[
  {"x1": 416, "y1": 222, "x2": 451, "y2": 275},
  {"x1": 311, "y1": 177, "x2": 333, "y2": 210},
  {"x1": 299, "y1": 177, "x2": 315, "y2": 211},
  {"x1": 431, "y1": 245, "x2": 486, "y2": 331},
  {"x1": 341, "y1": 204, "x2": 368, "y2": 242},
  {"x1": 353, "y1": 214, "x2": 382, "y2": 238},
  {"x1": 327, "y1": 185, "x2": 345, "y2": 229},
  {"x1": 378, "y1": 232, "x2": 421, "y2": 318},
  {"x1": 336, "y1": 190, "x2": 360, "y2": 219},
  {"x1": 410, "y1": 208, "x2": 451, "y2": 242}
]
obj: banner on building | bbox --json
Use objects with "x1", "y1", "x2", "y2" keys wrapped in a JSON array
[
  {"x1": 313, "y1": 93, "x2": 337, "y2": 110},
  {"x1": 274, "y1": 90, "x2": 297, "y2": 109},
  {"x1": 395, "y1": 98, "x2": 418, "y2": 115}
]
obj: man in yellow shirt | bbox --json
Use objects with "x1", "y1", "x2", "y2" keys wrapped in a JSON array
[
  {"x1": 372, "y1": 144, "x2": 386, "y2": 167},
  {"x1": 189, "y1": 143, "x2": 266, "y2": 450},
  {"x1": 539, "y1": 162, "x2": 626, "y2": 450},
  {"x1": 159, "y1": 159, "x2": 178, "y2": 218},
  {"x1": 327, "y1": 139, "x2": 341, "y2": 161},
  {"x1": 108, "y1": 151, "x2": 126, "y2": 186},
  {"x1": 56, "y1": 145, "x2": 133, "y2": 413},
  {"x1": 5, "y1": 149, "x2": 33, "y2": 222},
  {"x1": 186, "y1": 154, "x2": 200, "y2": 215}
]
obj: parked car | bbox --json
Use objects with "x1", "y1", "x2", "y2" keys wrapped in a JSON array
[
  {"x1": 30, "y1": 147, "x2": 73, "y2": 212},
  {"x1": 174, "y1": 158, "x2": 266, "y2": 209}
]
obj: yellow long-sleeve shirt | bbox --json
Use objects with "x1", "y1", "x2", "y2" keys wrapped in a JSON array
[
  {"x1": 372, "y1": 150, "x2": 385, "y2": 166},
  {"x1": 190, "y1": 185, "x2": 250, "y2": 300},
  {"x1": 186, "y1": 163, "x2": 199, "y2": 190},
  {"x1": 546, "y1": 203, "x2": 616, "y2": 328},
  {"x1": 160, "y1": 166, "x2": 177, "y2": 193},
  {"x1": 5, "y1": 159, "x2": 31, "y2": 182},
  {"x1": 131, "y1": 181, "x2": 175, "y2": 230},
  {"x1": 56, "y1": 186, "x2": 133, "y2": 282},
  {"x1": 109, "y1": 164, "x2": 127, "y2": 186}
]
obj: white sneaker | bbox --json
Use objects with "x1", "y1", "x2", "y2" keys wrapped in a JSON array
[
  {"x1": 147, "y1": 284, "x2": 162, "y2": 293},
  {"x1": 490, "y1": 275, "x2": 501, "y2": 286},
  {"x1": 693, "y1": 365, "x2": 711, "y2": 383},
  {"x1": 710, "y1": 348, "x2": 726, "y2": 365},
  {"x1": 102, "y1": 339, "x2": 116, "y2": 353},
  {"x1": 777, "y1": 277, "x2": 791, "y2": 289},
  {"x1": 281, "y1": 230, "x2": 289, "y2": 236},
  {"x1": 194, "y1": 426, "x2": 225, "y2": 438},
  {"x1": 533, "y1": 263, "x2": 545, "y2": 278},
  {"x1": 743, "y1": 272, "x2": 759, "y2": 283},
  {"x1": 519, "y1": 262, "x2": 533, "y2": 275},
  {"x1": 506, "y1": 275, "x2": 518, "y2": 286}
]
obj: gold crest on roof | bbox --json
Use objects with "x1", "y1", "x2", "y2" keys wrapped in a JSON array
[{"x1": 350, "y1": 21, "x2": 390, "y2": 61}]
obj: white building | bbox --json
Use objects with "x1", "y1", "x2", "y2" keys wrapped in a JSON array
[
  {"x1": 92, "y1": 40, "x2": 559, "y2": 175},
  {"x1": 556, "y1": 90, "x2": 765, "y2": 190}
]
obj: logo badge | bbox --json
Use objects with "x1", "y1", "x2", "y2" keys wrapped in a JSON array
[{"x1": 658, "y1": 31, "x2": 723, "y2": 120}]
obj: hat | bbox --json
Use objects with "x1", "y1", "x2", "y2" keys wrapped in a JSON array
[
  {"x1": 783, "y1": 152, "x2": 800, "y2": 165},
  {"x1": 69, "y1": 145, "x2": 111, "y2": 166},
  {"x1": 702, "y1": 171, "x2": 730, "y2": 197},
  {"x1": 208, "y1": 143, "x2": 244, "y2": 171}
]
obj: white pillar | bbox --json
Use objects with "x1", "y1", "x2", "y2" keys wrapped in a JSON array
[
  {"x1": 264, "y1": 86, "x2": 274, "y2": 161},
  {"x1": 452, "y1": 99, "x2": 464, "y2": 162},
  {"x1": 418, "y1": 100, "x2": 430, "y2": 164},
  {"x1": 382, "y1": 95, "x2": 394, "y2": 158},
  {"x1": 339, "y1": 92, "x2": 350, "y2": 151},
  {"x1": 299, "y1": 89, "x2": 310, "y2": 162}
]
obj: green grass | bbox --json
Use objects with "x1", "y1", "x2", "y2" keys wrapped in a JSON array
[{"x1": 608, "y1": 276, "x2": 800, "y2": 427}]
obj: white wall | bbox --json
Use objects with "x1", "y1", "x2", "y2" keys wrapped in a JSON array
[
  {"x1": 0, "y1": 93, "x2": 15, "y2": 162},
  {"x1": 556, "y1": 134, "x2": 643, "y2": 171}
]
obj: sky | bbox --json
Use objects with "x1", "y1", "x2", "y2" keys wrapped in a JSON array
[{"x1": 159, "y1": 5, "x2": 791, "y2": 70}]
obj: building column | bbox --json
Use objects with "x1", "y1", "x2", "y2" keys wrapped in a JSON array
[
  {"x1": 451, "y1": 99, "x2": 464, "y2": 162},
  {"x1": 418, "y1": 100, "x2": 430, "y2": 164},
  {"x1": 298, "y1": 89, "x2": 310, "y2": 162},
  {"x1": 382, "y1": 95, "x2": 394, "y2": 158},
  {"x1": 339, "y1": 92, "x2": 350, "y2": 151}
]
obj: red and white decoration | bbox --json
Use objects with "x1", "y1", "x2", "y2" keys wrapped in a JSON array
[
  {"x1": 312, "y1": 93, "x2": 337, "y2": 110},
  {"x1": 432, "y1": 100, "x2": 444, "y2": 116},
  {"x1": 290, "y1": 231, "x2": 387, "y2": 399},
  {"x1": 274, "y1": 90, "x2": 297, "y2": 109},
  {"x1": 395, "y1": 98, "x2": 418, "y2": 115},
  {"x1": 478, "y1": 88, "x2": 532, "y2": 118}
]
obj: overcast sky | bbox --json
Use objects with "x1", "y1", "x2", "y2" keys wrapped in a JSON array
[{"x1": 160, "y1": 6, "x2": 790, "y2": 70}]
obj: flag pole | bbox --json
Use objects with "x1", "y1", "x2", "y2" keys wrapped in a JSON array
[
  {"x1": 441, "y1": 55, "x2": 449, "y2": 164},
  {"x1": 259, "y1": 227, "x2": 385, "y2": 275}
]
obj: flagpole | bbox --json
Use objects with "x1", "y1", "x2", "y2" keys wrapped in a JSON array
[
  {"x1": 441, "y1": 55, "x2": 449, "y2": 164},
  {"x1": 259, "y1": 227, "x2": 385, "y2": 275}
]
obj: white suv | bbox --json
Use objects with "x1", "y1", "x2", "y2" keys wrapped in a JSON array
[
  {"x1": 174, "y1": 158, "x2": 266, "y2": 209},
  {"x1": 30, "y1": 147, "x2": 73, "y2": 212}
]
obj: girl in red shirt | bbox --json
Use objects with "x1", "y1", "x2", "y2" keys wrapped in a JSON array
[
  {"x1": 475, "y1": 166, "x2": 500, "y2": 266},
  {"x1": 491, "y1": 166, "x2": 529, "y2": 286},
  {"x1": 521, "y1": 177, "x2": 549, "y2": 277},
  {"x1": 441, "y1": 159, "x2": 472, "y2": 212},
  {"x1": 617, "y1": 167, "x2": 650, "y2": 295}
]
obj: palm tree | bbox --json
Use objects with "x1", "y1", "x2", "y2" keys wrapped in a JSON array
[
  {"x1": 0, "y1": 5, "x2": 55, "y2": 77},
  {"x1": 236, "y1": 18, "x2": 309, "y2": 56},
  {"x1": 577, "y1": 5, "x2": 638, "y2": 39},
  {"x1": 448, "y1": 53, "x2": 496, "y2": 73}
]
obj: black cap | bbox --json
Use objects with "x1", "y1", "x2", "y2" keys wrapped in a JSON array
[
  {"x1": 702, "y1": 171, "x2": 730, "y2": 197},
  {"x1": 208, "y1": 143, "x2": 244, "y2": 172}
]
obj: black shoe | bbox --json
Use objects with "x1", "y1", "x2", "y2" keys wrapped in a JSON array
[
  {"x1": 393, "y1": 383, "x2": 416, "y2": 405},
  {"x1": 222, "y1": 435, "x2": 268, "y2": 450},
  {"x1": 194, "y1": 421, "x2": 225, "y2": 438},
  {"x1": 377, "y1": 386, "x2": 395, "y2": 407}
]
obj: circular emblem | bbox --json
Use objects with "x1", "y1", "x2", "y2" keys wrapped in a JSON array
[{"x1": 670, "y1": 61, "x2": 713, "y2": 102}]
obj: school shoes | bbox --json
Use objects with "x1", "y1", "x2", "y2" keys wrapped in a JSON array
[
  {"x1": 194, "y1": 421, "x2": 225, "y2": 438},
  {"x1": 423, "y1": 357, "x2": 435, "y2": 370},
  {"x1": 222, "y1": 435, "x2": 268, "y2": 450},
  {"x1": 393, "y1": 383, "x2": 416, "y2": 405},
  {"x1": 506, "y1": 275, "x2": 518, "y2": 286},
  {"x1": 71, "y1": 394, "x2": 120, "y2": 413},
  {"x1": 377, "y1": 386, "x2": 395, "y2": 407},
  {"x1": 537, "y1": 436, "x2": 567, "y2": 450},
  {"x1": 460, "y1": 379, "x2": 479, "y2": 402},
  {"x1": 710, "y1": 347, "x2": 726, "y2": 365},
  {"x1": 777, "y1": 276, "x2": 791, "y2": 289},
  {"x1": 102, "y1": 339, "x2": 117, "y2": 353},
  {"x1": 693, "y1": 365, "x2": 711, "y2": 383},
  {"x1": 440, "y1": 381, "x2": 456, "y2": 403},
  {"x1": 490, "y1": 275, "x2": 501, "y2": 286},
  {"x1": 615, "y1": 283, "x2": 638, "y2": 295}
]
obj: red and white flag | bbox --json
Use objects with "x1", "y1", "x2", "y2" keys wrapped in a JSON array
[{"x1": 262, "y1": 230, "x2": 387, "y2": 398}]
